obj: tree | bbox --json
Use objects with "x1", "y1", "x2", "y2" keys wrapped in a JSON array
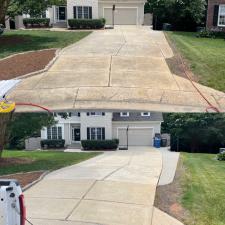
[
  {"x1": 0, "y1": 113, "x2": 13, "y2": 158},
  {"x1": 0, "y1": 0, "x2": 66, "y2": 24},
  {"x1": 5, "y1": 113, "x2": 55, "y2": 150},
  {"x1": 146, "y1": 0, "x2": 206, "y2": 31},
  {"x1": 162, "y1": 113, "x2": 225, "y2": 153}
]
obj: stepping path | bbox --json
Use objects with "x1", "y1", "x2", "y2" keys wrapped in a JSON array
[{"x1": 24, "y1": 147, "x2": 162, "y2": 225}]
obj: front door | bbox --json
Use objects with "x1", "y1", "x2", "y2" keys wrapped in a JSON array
[
  {"x1": 72, "y1": 128, "x2": 81, "y2": 142},
  {"x1": 58, "y1": 6, "x2": 66, "y2": 21}
]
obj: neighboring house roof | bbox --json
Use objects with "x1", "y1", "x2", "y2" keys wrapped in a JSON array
[{"x1": 112, "y1": 112, "x2": 163, "y2": 122}]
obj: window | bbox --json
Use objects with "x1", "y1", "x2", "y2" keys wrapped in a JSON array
[
  {"x1": 87, "y1": 112, "x2": 105, "y2": 116},
  {"x1": 47, "y1": 126, "x2": 62, "y2": 140},
  {"x1": 120, "y1": 112, "x2": 129, "y2": 117},
  {"x1": 141, "y1": 112, "x2": 150, "y2": 117},
  {"x1": 73, "y1": 6, "x2": 92, "y2": 19},
  {"x1": 218, "y1": 5, "x2": 225, "y2": 26},
  {"x1": 87, "y1": 127, "x2": 105, "y2": 140}
]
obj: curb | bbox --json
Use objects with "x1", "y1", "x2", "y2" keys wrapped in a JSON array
[{"x1": 22, "y1": 170, "x2": 50, "y2": 192}]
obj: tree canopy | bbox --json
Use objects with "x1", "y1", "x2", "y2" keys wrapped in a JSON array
[
  {"x1": 145, "y1": 0, "x2": 206, "y2": 31},
  {"x1": 0, "y1": 0, "x2": 66, "y2": 24},
  {"x1": 162, "y1": 113, "x2": 225, "y2": 153},
  {"x1": 6, "y1": 113, "x2": 55, "y2": 150}
]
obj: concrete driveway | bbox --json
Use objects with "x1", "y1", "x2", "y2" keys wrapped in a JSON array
[
  {"x1": 24, "y1": 147, "x2": 162, "y2": 225},
  {"x1": 10, "y1": 26, "x2": 225, "y2": 112}
]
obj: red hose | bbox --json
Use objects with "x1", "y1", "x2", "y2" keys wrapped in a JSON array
[
  {"x1": 16, "y1": 102, "x2": 52, "y2": 113},
  {"x1": 178, "y1": 54, "x2": 220, "y2": 113}
]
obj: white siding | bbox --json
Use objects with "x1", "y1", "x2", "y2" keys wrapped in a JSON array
[
  {"x1": 99, "y1": 2, "x2": 145, "y2": 25},
  {"x1": 80, "y1": 112, "x2": 112, "y2": 140},
  {"x1": 67, "y1": 0, "x2": 99, "y2": 19}
]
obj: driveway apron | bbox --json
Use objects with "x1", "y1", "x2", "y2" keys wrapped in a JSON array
[
  {"x1": 24, "y1": 147, "x2": 162, "y2": 225},
  {"x1": 9, "y1": 26, "x2": 225, "y2": 112}
]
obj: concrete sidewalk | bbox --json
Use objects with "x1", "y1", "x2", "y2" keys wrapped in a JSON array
[
  {"x1": 10, "y1": 26, "x2": 225, "y2": 113},
  {"x1": 25, "y1": 147, "x2": 162, "y2": 225}
]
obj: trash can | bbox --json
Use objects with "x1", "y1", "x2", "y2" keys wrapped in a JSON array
[
  {"x1": 161, "y1": 138, "x2": 167, "y2": 147},
  {"x1": 162, "y1": 23, "x2": 172, "y2": 31},
  {"x1": 154, "y1": 137, "x2": 161, "y2": 148}
]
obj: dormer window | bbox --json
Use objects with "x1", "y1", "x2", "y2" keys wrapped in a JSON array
[
  {"x1": 87, "y1": 112, "x2": 105, "y2": 116},
  {"x1": 141, "y1": 112, "x2": 150, "y2": 117},
  {"x1": 120, "y1": 112, "x2": 129, "y2": 117}
]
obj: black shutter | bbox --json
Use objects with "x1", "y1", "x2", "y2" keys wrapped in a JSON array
[
  {"x1": 89, "y1": 7, "x2": 92, "y2": 19},
  {"x1": 87, "y1": 128, "x2": 90, "y2": 140},
  {"x1": 73, "y1": 6, "x2": 77, "y2": 19},
  {"x1": 102, "y1": 128, "x2": 105, "y2": 140},
  {"x1": 213, "y1": 5, "x2": 219, "y2": 26},
  {"x1": 102, "y1": 112, "x2": 105, "y2": 116},
  {"x1": 87, "y1": 112, "x2": 90, "y2": 116}
]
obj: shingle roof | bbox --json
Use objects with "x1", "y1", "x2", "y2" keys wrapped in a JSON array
[{"x1": 112, "y1": 112, "x2": 163, "y2": 122}]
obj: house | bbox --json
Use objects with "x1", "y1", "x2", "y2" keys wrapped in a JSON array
[
  {"x1": 206, "y1": 0, "x2": 225, "y2": 31},
  {"x1": 40, "y1": 111, "x2": 163, "y2": 148},
  {"x1": 48, "y1": 0, "x2": 146, "y2": 27}
]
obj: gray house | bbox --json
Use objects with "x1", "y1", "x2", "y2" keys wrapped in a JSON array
[{"x1": 41, "y1": 111, "x2": 163, "y2": 147}]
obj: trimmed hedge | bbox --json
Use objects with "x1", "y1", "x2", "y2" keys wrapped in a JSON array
[
  {"x1": 41, "y1": 139, "x2": 65, "y2": 149},
  {"x1": 196, "y1": 29, "x2": 225, "y2": 39},
  {"x1": 68, "y1": 18, "x2": 106, "y2": 29},
  {"x1": 81, "y1": 139, "x2": 119, "y2": 150},
  {"x1": 23, "y1": 18, "x2": 50, "y2": 28}
]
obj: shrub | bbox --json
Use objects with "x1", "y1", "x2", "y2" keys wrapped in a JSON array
[
  {"x1": 23, "y1": 18, "x2": 50, "y2": 28},
  {"x1": 196, "y1": 29, "x2": 225, "y2": 39},
  {"x1": 217, "y1": 152, "x2": 225, "y2": 161},
  {"x1": 81, "y1": 139, "x2": 119, "y2": 150},
  {"x1": 41, "y1": 139, "x2": 65, "y2": 149},
  {"x1": 68, "y1": 18, "x2": 106, "y2": 29}
]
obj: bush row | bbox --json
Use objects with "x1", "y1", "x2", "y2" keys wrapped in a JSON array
[
  {"x1": 68, "y1": 18, "x2": 106, "y2": 29},
  {"x1": 41, "y1": 139, "x2": 65, "y2": 149},
  {"x1": 0, "y1": 24, "x2": 4, "y2": 35},
  {"x1": 196, "y1": 29, "x2": 225, "y2": 39},
  {"x1": 81, "y1": 139, "x2": 119, "y2": 150},
  {"x1": 23, "y1": 18, "x2": 50, "y2": 28}
]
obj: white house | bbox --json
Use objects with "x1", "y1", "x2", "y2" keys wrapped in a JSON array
[
  {"x1": 48, "y1": 0, "x2": 146, "y2": 27},
  {"x1": 41, "y1": 111, "x2": 163, "y2": 147}
]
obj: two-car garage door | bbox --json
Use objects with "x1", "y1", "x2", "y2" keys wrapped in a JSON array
[
  {"x1": 118, "y1": 128, "x2": 153, "y2": 146},
  {"x1": 104, "y1": 8, "x2": 137, "y2": 25}
]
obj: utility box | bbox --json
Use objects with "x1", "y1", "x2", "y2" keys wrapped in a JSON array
[{"x1": 0, "y1": 179, "x2": 26, "y2": 225}]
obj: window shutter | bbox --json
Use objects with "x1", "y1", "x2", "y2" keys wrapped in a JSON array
[
  {"x1": 73, "y1": 6, "x2": 77, "y2": 19},
  {"x1": 102, "y1": 112, "x2": 105, "y2": 116},
  {"x1": 102, "y1": 128, "x2": 105, "y2": 140},
  {"x1": 213, "y1": 5, "x2": 219, "y2": 26},
  {"x1": 89, "y1": 7, "x2": 92, "y2": 19},
  {"x1": 87, "y1": 128, "x2": 90, "y2": 140},
  {"x1": 87, "y1": 112, "x2": 90, "y2": 116}
]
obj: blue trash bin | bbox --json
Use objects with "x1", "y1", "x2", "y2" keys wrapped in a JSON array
[{"x1": 154, "y1": 137, "x2": 161, "y2": 148}]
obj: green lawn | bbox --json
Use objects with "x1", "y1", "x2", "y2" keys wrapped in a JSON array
[
  {"x1": 166, "y1": 32, "x2": 225, "y2": 92},
  {"x1": 0, "y1": 30, "x2": 91, "y2": 59},
  {"x1": 181, "y1": 153, "x2": 225, "y2": 225},
  {"x1": 0, "y1": 150, "x2": 100, "y2": 176}
]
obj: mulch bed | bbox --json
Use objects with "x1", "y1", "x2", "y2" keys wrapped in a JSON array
[
  {"x1": 0, "y1": 49, "x2": 56, "y2": 80},
  {"x1": 0, "y1": 157, "x2": 44, "y2": 188},
  {"x1": 0, "y1": 36, "x2": 29, "y2": 46},
  {"x1": 0, "y1": 157, "x2": 34, "y2": 167},
  {"x1": 154, "y1": 158, "x2": 190, "y2": 223},
  {"x1": 0, "y1": 171, "x2": 44, "y2": 188}
]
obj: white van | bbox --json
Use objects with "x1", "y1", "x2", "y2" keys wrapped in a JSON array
[{"x1": 0, "y1": 180, "x2": 26, "y2": 225}]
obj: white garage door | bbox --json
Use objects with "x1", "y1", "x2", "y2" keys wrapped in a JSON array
[
  {"x1": 118, "y1": 128, "x2": 153, "y2": 146},
  {"x1": 104, "y1": 8, "x2": 137, "y2": 25}
]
